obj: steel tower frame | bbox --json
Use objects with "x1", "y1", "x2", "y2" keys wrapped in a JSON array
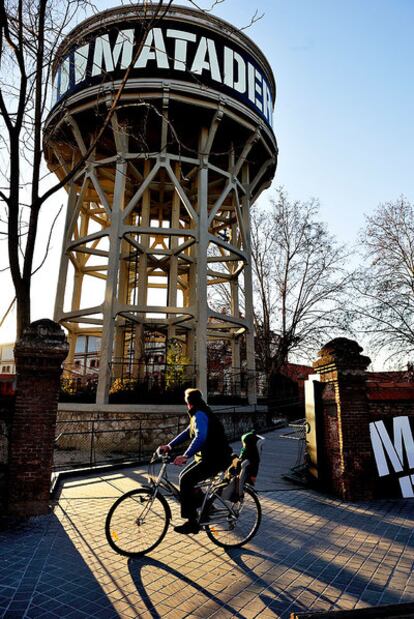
[{"x1": 45, "y1": 7, "x2": 277, "y2": 405}]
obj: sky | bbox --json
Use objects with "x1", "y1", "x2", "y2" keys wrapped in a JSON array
[{"x1": 0, "y1": 0, "x2": 413, "y2": 364}]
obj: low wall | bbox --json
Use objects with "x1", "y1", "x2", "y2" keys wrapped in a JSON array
[
  {"x1": 368, "y1": 384, "x2": 414, "y2": 419},
  {"x1": 56, "y1": 403, "x2": 273, "y2": 465}
]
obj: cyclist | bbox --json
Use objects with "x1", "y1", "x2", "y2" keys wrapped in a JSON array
[{"x1": 159, "y1": 388, "x2": 232, "y2": 534}]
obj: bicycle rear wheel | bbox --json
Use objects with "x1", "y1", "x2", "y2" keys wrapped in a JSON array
[
  {"x1": 105, "y1": 488, "x2": 170, "y2": 557},
  {"x1": 205, "y1": 486, "x2": 261, "y2": 548}
]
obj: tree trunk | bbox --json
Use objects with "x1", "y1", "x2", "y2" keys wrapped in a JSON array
[{"x1": 15, "y1": 280, "x2": 31, "y2": 341}]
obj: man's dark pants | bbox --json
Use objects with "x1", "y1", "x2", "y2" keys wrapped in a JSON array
[{"x1": 179, "y1": 459, "x2": 227, "y2": 521}]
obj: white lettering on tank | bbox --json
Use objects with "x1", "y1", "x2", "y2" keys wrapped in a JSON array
[
  {"x1": 166, "y1": 29, "x2": 197, "y2": 71},
  {"x1": 135, "y1": 28, "x2": 169, "y2": 70},
  {"x1": 248, "y1": 62, "x2": 256, "y2": 104},
  {"x1": 54, "y1": 25, "x2": 274, "y2": 129},
  {"x1": 92, "y1": 29, "x2": 134, "y2": 76},
  {"x1": 74, "y1": 43, "x2": 89, "y2": 84},
  {"x1": 191, "y1": 37, "x2": 222, "y2": 83},
  {"x1": 255, "y1": 68, "x2": 263, "y2": 112},
  {"x1": 224, "y1": 47, "x2": 246, "y2": 93},
  {"x1": 262, "y1": 80, "x2": 274, "y2": 126},
  {"x1": 52, "y1": 69, "x2": 60, "y2": 104},
  {"x1": 59, "y1": 57, "x2": 70, "y2": 97}
]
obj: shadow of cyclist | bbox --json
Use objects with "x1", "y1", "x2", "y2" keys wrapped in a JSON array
[
  {"x1": 224, "y1": 546, "x2": 397, "y2": 616},
  {"x1": 128, "y1": 556, "x2": 246, "y2": 618}
]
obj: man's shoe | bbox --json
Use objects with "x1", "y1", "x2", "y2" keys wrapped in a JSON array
[{"x1": 174, "y1": 521, "x2": 200, "y2": 535}]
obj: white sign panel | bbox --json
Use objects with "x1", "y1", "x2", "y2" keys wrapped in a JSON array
[{"x1": 370, "y1": 416, "x2": 414, "y2": 498}]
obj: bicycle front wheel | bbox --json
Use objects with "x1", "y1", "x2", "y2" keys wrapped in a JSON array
[
  {"x1": 205, "y1": 486, "x2": 261, "y2": 549},
  {"x1": 105, "y1": 488, "x2": 170, "y2": 557}
]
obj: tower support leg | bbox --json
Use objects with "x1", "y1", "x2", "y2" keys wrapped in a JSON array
[
  {"x1": 96, "y1": 157, "x2": 127, "y2": 404},
  {"x1": 196, "y1": 129, "x2": 209, "y2": 397},
  {"x1": 242, "y1": 164, "x2": 257, "y2": 405}
]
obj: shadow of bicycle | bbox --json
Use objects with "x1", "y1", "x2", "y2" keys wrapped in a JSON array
[{"x1": 128, "y1": 555, "x2": 247, "y2": 618}]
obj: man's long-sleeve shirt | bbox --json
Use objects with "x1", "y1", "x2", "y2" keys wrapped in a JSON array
[{"x1": 168, "y1": 410, "x2": 209, "y2": 459}]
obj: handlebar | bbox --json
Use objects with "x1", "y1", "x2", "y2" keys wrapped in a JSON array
[
  {"x1": 151, "y1": 447, "x2": 189, "y2": 465},
  {"x1": 151, "y1": 448, "x2": 171, "y2": 464}
]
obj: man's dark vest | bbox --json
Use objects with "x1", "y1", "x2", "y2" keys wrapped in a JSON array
[{"x1": 190, "y1": 408, "x2": 232, "y2": 466}]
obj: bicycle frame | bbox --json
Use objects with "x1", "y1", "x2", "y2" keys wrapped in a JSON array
[
  {"x1": 146, "y1": 453, "x2": 242, "y2": 527},
  {"x1": 148, "y1": 455, "x2": 180, "y2": 499}
]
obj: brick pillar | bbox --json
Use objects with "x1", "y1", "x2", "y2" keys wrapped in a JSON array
[
  {"x1": 8, "y1": 319, "x2": 68, "y2": 517},
  {"x1": 313, "y1": 337, "x2": 375, "y2": 501},
  {"x1": 0, "y1": 404, "x2": 12, "y2": 511}
]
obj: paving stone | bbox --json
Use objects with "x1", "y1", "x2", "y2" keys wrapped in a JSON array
[{"x1": 1, "y1": 430, "x2": 414, "y2": 618}]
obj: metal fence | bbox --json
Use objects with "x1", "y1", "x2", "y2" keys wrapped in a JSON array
[
  {"x1": 54, "y1": 415, "x2": 186, "y2": 471},
  {"x1": 60, "y1": 361, "x2": 268, "y2": 404},
  {"x1": 53, "y1": 406, "x2": 274, "y2": 472},
  {"x1": 109, "y1": 360, "x2": 196, "y2": 404},
  {"x1": 207, "y1": 370, "x2": 268, "y2": 400}
]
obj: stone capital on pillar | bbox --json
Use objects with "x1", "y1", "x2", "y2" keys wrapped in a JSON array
[
  {"x1": 15, "y1": 318, "x2": 69, "y2": 372},
  {"x1": 313, "y1": 337, "x2": 371, "y2": 380}
]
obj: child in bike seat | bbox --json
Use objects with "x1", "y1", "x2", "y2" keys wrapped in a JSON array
[
  {"x1": 159, "y1": 388, "x2": 232, "y2": 535},
  {"x1": 239, "y1": 430, "x2": 265, "y2": 486},
  {"x1": 221, "y1": 430, "x2": 265, "y2": 501}
]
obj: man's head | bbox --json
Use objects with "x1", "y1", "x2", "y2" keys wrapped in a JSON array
[{"x1": 184, "y1": 388, "x2": 204, "y2": 409}]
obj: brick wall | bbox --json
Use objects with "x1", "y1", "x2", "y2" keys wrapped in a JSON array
[
  {"x1": 318, "y1": 382, "x2": 340, "y2": 490},
  {"x1": 0, "y1": 416, "x2": 9, "y2": 511},
  {"x1": 368, "y1": 385, "x2": 414, "y2": 419},
  {"x1": 0, "y1": 396, "x2": 13, "y2": 511},
  {"x1": 311, "y1": 338, "x2": 414, "y2": 501}
]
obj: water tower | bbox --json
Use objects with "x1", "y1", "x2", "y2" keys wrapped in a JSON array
[{"x1": 44, "y1": 4, "x2": 277, "y2": 405}]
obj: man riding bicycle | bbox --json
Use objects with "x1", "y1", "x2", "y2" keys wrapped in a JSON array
[{"x1": 160, "y1": 388, "x2": 232, "y2": 535}]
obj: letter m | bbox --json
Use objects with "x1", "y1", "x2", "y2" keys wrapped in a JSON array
[
  {"x1": 92, "y1": 29, "x2": 134, "y2": 76},
  {"x1": 370, "y1": 416, "x2": 414, "y2": 477}
]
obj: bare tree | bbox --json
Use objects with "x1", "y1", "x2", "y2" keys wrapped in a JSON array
[
  {"x1": 354, "y1": 196, "x2": 414, "y2": 365},
  {"x1": 0, "y1": 0, "x2": 187, "y2": 339},
  {"x1": 0, "y1": 0, "x2": 91, "y2": 337},
  {"x1": 0, "y1": 0, "x2": 264, "y2": 340},
  {"x1": 251, "y1": 188, "x2": 352, "y2": 373}
]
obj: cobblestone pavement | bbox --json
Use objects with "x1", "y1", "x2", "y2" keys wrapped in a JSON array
[{"x1": 1, "y1": 429, "x2": 414, "y2": 618}]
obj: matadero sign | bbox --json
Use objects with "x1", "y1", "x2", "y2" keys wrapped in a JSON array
[
  {"x1": 52, "y1": 22, "x2": 275, "y2": 129},
  {"x1": 370, "y1": 416, "x2": 414, "y2": 498}
]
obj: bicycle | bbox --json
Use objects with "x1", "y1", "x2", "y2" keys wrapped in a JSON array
[{"x1": 105, "y1": 449, "x2": 262, "y2": 557}]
